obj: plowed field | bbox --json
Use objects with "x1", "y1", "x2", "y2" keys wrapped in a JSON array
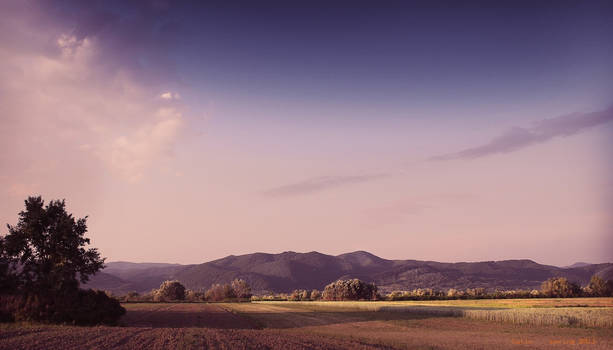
[{"x1": 1, "y1": 300, "x2": 612, "y2": 349}]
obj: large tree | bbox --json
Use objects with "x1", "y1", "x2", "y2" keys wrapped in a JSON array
[{"x1": 1, "y1": 196, "x2": 105, "y2": 293}]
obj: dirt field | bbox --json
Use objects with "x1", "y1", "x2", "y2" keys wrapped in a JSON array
[{"x1": 1, "y1": 299, "x2": 612, "y2": 349}]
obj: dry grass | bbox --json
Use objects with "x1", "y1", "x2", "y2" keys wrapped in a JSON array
[{"x1": 249, "y1": 298, "x2": 613, "y2": 328}]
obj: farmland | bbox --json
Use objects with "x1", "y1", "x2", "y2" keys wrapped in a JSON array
[{"x1": 1, "y1": 298, "x2": 612, "y2": 349}]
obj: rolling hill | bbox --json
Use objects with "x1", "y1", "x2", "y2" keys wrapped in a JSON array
[{"x1": 85, "y1": 251, "x2": 613, "y2": 295}]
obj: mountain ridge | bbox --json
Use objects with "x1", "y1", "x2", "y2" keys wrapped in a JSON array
[{"x1": 86, "y1": 251, "x2": 613, "y2": 295}]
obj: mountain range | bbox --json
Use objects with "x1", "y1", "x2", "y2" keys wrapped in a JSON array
[{"x1": 85, "y1": 251, "x2": 613, "y2": 295}]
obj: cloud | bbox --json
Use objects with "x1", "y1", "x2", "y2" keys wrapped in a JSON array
[
  {"x1": 102, "y1": 108, "x2": 184, "y2": 182},
  {"x1": 160, "y1": 91, "x2": 180, "y2": 100},
  {"x1": 0, "y1": 4, "x2": 187, "y2": 188},
  {"x1": 264, "y1": 173, "x2": 388, "y2": 197},
  {"x1": 430, "y1": 107, "x2": 613, "y2": 161}
]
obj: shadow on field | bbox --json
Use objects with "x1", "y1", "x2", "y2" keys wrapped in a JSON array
[
  {"x1": 121, "y1": 304, "x2": 259, "y2": 329},
  {"x1": 120, "y1": 303, "x2": 502, "y2": 330}
]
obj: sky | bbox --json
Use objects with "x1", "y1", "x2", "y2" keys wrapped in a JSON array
[{"x1": 1, "y1": 0, "x2": 612, "y2": 266}]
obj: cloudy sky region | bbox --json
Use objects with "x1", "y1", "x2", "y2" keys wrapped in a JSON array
[{"x1": 1, "y1": 0, "x2": 612, "y2": 266}]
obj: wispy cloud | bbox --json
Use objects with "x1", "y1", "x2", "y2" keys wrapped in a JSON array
[
  {"x1": 264, "y1": 174, "x2": 388, "y2": 197},
  {"x1": 430, "y1": 107, "x2": 613, "y2": 161}
]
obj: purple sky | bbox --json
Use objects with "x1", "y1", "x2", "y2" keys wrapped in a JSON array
[{"x1": 1, "y1": 1, "x2": 612, "y2": 266}]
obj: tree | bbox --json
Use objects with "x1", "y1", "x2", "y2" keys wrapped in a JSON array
[
  {"x1": 154, "y1": 280, "x2": 186, "y2": 301},
  {"x1": 231, "y1": 279, "x2": 252, "y2": 299},
  {"x1": 205, "y1": 282, "x2": 237, "y2": 301},
  {"x1": 310, "y1": 289, "x2": 321, "y2": 300},
  {"x1": 1, "y1": 197, "x2": 104, "y2": 293},
  {"x1": 587, "y1": 275, "x2": 613, "y2": 297},
  {"x1": 322, "y1": 279, "x2": 378, "y2": 301},
  {"x1": 540, "y1": 277, "x2": 581, "y2": 297},
  {"x1": 0, "y1": 197, "x2": 124, "y2": 325}
]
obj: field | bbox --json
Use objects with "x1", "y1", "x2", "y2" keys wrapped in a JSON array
[{"x1": 1, "y1": 298, "x2": 612, "y2": 349}]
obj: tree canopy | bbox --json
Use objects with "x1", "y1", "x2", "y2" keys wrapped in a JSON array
[
  {"x1": 0, "y1": 196, "x2": 124, "y2": 325},
  {"x1": 1, "y1": 196, "x2": 105, "y2": 293}
]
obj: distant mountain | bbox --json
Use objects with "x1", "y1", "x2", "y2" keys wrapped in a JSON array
[
  {"x1": 85, "y1": 251, "x2": 613, "y2": 295},
  {"x1": 563, "y1": 262, "x2": 591, "y2": 269}
]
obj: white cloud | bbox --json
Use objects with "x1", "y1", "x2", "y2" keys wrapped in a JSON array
[
  {"x1": 104, "y1": 108, "x2": 184, "y2": 182},
  {"x1": 160, "y1": 91, "x2": 180, "y2": 100},
  {"x1": 0, "y1": 27, "x2": 188, "y2": 189}
]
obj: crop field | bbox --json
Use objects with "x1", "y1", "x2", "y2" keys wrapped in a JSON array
[{"x1": 1, "y1": 298, "x2": 612, "y2": 349}]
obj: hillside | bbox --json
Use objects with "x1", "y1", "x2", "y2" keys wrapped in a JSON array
[{"x1": 85, "y1": 251, "x2": 613, "y2": 294}]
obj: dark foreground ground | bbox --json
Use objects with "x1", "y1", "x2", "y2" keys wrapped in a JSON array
[{"x1": 1, "y1": 301, "x2": 613, "y2": 349}]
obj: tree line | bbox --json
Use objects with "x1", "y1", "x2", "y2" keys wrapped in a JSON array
[
  {"x1": 252, "y1": 276, "x2": 613, "y2": 301},
  {"x1": 120, "y1": 278, "x2": 253, "y2": 302}
]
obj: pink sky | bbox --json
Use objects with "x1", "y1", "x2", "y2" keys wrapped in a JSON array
[{"x1": 1, "y1": 2, "x2": 612, "y2": 266}]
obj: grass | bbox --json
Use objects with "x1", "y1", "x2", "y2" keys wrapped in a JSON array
[{"x1": 243, "y1": 298, "x2": 613, "y2": 328}]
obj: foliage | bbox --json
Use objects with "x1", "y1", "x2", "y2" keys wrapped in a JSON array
[
  {"x1": 586, "y1": 275, "x2": 613, "y2": 297},
  {"x1": 154, "y1": 280, "x2": 186, "y2": 301},
  {"x1": 288, "y1": 289, "x2": 308, "y2": 301},
  {"x1": 322, "y1": 279, "x2": 378, "y2": 301},
  {"x1": 231, "y1": 279, "x2": 252, "y2": 299},
  {"x1": 185, "y1": 289, "x2": 206, "y2": 302},
  {"x1": 540, "y1": 277, "x2": 581, "y2": 297},
  {"x1": 1, "y1": 197, "x2": 105, "y2": 293},
  {"x1": 310, "y1": 289, "x2": 321, "y2": 300},
  {"x1": 1, "y1": 289, "x2": 125, "y2": 325},
  {"x1": 205, "y1": 279, "x2": 252, "y2": 301},
  {"x1": 0, "y1": 196, "x2": 124, "y2": 325}
]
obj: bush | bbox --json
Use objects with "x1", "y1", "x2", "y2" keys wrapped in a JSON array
[
  {"x1": 322, "y1": 279, "x2": 377, "y2": 301},
  {"x1": 310, "y1": 289, "x2": 321, "y2": 300},
  {"x1": 288, "y1": 290, "x2": 305, "y2": 301},
  {"x1": 124, "y1": 291, "x2": 140, "y2": 302},
  {"x1": 1, "y1": 289, "x2": 125, "y2": 326},
  {"x1": 154, "y1": 280, "x2": 186, "y2": 302}
]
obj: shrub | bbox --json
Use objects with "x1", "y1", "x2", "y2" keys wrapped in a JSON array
[
  {"x1": 322, "y1": 279, "x2": 377, "y2": 301},
  {"x1": 310, "y1": 289, "x2": 321, "y2": 300},
  {"x1": 288, "y1": 290, "x2": 305, "y2": 301},
  {"x1": 125, "y1": 291, "x2": 140, "y2": 302},
  {"x1": 154, "y1": 280, "x2": 186, "y2": 302},
  {"x1": 465, "y1": 288, "x2": 486, "y2": 299},
  {"x1": 1, "y1": 289, "x2": 125, "y2": 326}
]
